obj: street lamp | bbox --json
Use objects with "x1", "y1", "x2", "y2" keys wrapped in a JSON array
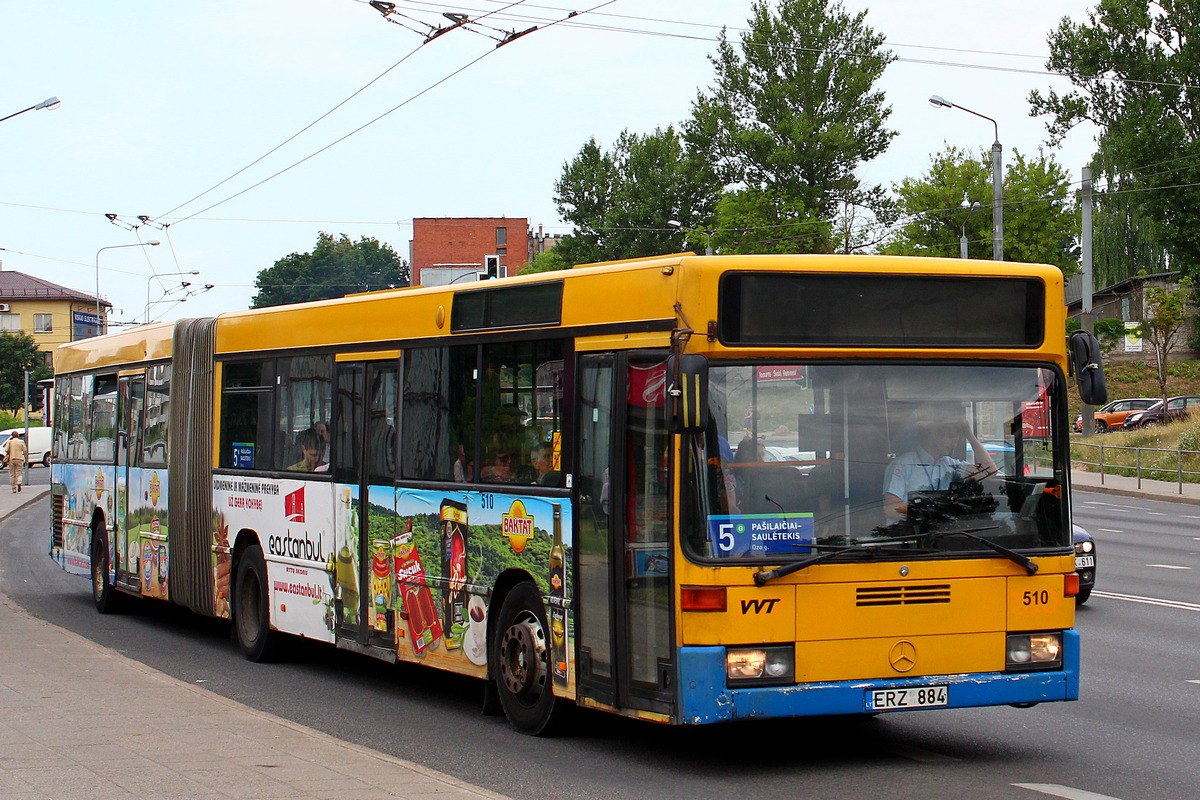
[
  {"x1": 960, "y1": 198, "x2": 980, "y2": 259},
  {"x1": 930, "y1": 94, "x2": 1003, "y2": 261},
  {"x1": 667, "y1": 220, "x2": 713, "y2": 256},
  {"x1": 145, "y1": 270, "x2": 200, "y2": 324},
  {"x1": 0, "y1": 96, "x2": 61, "y2": 124},
  {"x1": 96, "y1": 241, "x2": 159, "y2": 335}
]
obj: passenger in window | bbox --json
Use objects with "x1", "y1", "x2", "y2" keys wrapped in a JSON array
[
  {"x1": 452, "y1": 443, "x2": 473, "y2": 482},
  {"x1": 288, "y1": 428, "x2": 327, "y2": 472},
  {"x1": 480, "y1": 451, "x2": 514, "y2": 483},
  {"x1": 532, "y1": 443, "x2": 561, "y2": 487},
  {"x1": 883, "y1": 411, "x2": 996, "y2": 519},
  {"x1": 734, "y1": 435, "x2": 764, "y2": 463}
]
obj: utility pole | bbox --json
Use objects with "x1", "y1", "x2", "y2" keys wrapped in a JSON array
[{"x1": 1080, "y1": 166, "x2": 1095, "y2": 436}]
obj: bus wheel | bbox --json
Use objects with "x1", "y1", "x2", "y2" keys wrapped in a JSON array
[
  {"x1": 234, "y1": 545, "x2": 279, "y2": 662},
  {"x1": 91, "y1": 525, "x2": 118, "y2": 614},
  {"x1": 493, "y1": 581, "x2": 567, "y2": 735}
]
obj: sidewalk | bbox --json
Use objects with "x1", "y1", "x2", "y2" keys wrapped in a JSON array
[
  {"x1": 0, "y1": 485, "x2": 509, "y2": 800},
  {"x1": 1068, "y1": 466, "x2": 1200, "y2": 505}
]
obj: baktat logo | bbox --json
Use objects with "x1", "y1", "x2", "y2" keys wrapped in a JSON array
[{"x1": 501, "y1": 500, "x2": 534, "y2": 553}]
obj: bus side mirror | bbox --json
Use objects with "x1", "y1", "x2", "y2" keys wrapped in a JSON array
[
  {"x1": 665, "y1": 354, "x2": 709, "y2": 433},
  {"x1": 1069, "y1": 331, "x2": 1108, "y2": 406}
]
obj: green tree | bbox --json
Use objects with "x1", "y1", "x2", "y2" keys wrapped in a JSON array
[
  {"x1": 1136, "y1": 275, "x2": 1195, "y2": 403},
  {"x1": 553, "y1": 127, "x2": 718, "y2": 264},
  {"x1": 522, "y1": 249, "x2": 571, "y2": 274},
  {"x1": 883, "y1": 146, "x2": 1078, "y2": 271},
  {"x1": 1029, "y1": 1, "x2": 1200, "y2": 275},
  {"x1": 707, "y1": 188, "x2": 830, "y2": 254},
  {"x1": 0, "y1": 333, "x2": 51, "y2": 413},
  {"x1": 685, "y1": 0, "x2": 897, "y2": 252},
  {"x1": 252, "y1": 232, "x2": 407, "y2": 308}
]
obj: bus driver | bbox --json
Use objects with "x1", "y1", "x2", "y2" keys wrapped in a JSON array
[{"x1": 883, "y1": 411, "x2": 997, "y2": 520}]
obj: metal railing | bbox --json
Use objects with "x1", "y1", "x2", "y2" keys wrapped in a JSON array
[{"x1": 1070, "y1": 441, "x2": 1200, "y2": 493}]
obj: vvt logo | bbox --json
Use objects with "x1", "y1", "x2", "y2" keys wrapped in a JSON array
[
  {"x1": 284, "y1": 487, "x2": 305, "y2": 523},
  {"x1": 741, "y1": 598, "x2": 780, "y2": 614}
]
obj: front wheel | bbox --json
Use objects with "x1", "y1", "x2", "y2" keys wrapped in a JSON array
[
  {"x1": 42, "y1": 452, "x2": 51, "y2": 468},
  {"x1": 492, "y1": 581, "x2": 568, "y2": 735},
  {"x1": 1075, "y1": 587, "x2": 1092, "y2": 606},
  {"x1": 234, "y1": 545, "x2": 280, "y2": 662},
  {"x1": 91, "y1": 524, "x2": 119, "y2": 614},
  {"x1": 1093, "y1": 420, "x2": 1108, "y2": 433}
]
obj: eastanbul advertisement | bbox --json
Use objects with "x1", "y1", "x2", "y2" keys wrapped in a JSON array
[{"x1": 211, "y1": 476, "x2": 337, "y2": 642}]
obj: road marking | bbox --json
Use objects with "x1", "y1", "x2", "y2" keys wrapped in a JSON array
[
  {"x1": 1146, "y1": 564, "x2": 1192, "y2": 570},
  {"x1": 1184, "y1": 515, "x2": 1200, "y2": 520},
  {"x1": 1078, "y1": 501, "x2": 1150, "y2": 511},
  {"x1": 1146, "y1": 511, "x2": 1167, "y2": 516},
  {"x1": 1187, "y1": 680, "x2": 1200, "y2": 685},
  {"x1": 1013, "y1": 784, "x2": 1123, "y2": 800},
  {"x1": 1096, "y1": 528, "x2": 1123, "y2": 533},
  {"x1": 1092, "y1": 590, "x2": 1200, "y2": 612}
]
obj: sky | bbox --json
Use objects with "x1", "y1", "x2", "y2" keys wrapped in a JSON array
[{"x1": 1, "y1": 0, "x2": 1099, "y2": 326}]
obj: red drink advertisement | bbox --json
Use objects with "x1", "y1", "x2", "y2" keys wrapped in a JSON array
[{"x1": 393, "y1": 527, "x2": 442, "y2": 656}]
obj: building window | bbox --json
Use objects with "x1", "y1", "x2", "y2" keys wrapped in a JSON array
[
  {"x1": 34, "y1": 314, "x2": 52, "y2": 333},
  {"x1": 0, "y1": 314, "x2": 20, "y2": 332},
  {"x1": 496, "y1": 247, "x2": 507, "y2": 256},
  {"x1": 496, "y1": 227, "x2": 507, "y2": 246}
]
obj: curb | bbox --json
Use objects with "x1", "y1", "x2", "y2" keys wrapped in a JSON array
[{"x1": 1071, "y1": 481, "x2": 1200, "y2": 506}]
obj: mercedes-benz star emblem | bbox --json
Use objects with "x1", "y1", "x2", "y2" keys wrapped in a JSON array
[{"x1": 889, "y1": 640, "x2": 917, "y2": 673}]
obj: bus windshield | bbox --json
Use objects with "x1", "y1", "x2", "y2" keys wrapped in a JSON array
[{"x1": 688, "y1": 362, "x2": 1066, "y2": 563}]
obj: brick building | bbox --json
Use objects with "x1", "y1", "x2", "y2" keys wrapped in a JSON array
[{"x1": 410, "y1": 217, "x2": 530, "y2": 287}]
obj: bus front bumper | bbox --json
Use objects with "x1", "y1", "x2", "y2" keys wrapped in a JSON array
[{"x1": 677, "y1": 629, "x2": 1079, "y2": 724}]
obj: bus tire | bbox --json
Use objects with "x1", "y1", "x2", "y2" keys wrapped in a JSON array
[
  {"x1": 233, "y1": 545, "x2": 280, "y2": 662},
  {"x1": 492, "y1": 581, "x2": 568, "y2": 735},
  {"x1": 91, "y1": 524, "x2": 119, "y2": 614}
]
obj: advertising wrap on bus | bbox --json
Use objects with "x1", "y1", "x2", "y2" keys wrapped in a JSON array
[{"x1": 210, "y1": 477, "x2": 574, "y2": 692}]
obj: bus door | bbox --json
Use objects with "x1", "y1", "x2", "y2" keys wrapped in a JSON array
[
  {"x1": 575, "y1": 354, "x2": 675, "y2": 717},
  {"x1": 115, "y1": 374, "x2": 144, "y2": 591},
  {"x1": 333, "y1": 359, "x2": 399, "y2": 652}
]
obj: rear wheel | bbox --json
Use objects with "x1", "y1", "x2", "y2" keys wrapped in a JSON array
[
  {"x1": 234, "y1": 545, "x2": 280, "y2": 662},
  {"x1": 492, "y1": 581, "x2": 568, "y2": 735},
  {"x1": 91, "y1": 524, "x2": 119, "y2": 614}
]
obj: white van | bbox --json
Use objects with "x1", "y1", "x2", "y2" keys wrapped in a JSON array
[{"x1": 0, "y1": 427, "x2": 52, "y2": 468}]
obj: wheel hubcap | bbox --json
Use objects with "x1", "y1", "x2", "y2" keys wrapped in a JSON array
[{"x1": 499, "y1": 611, "x2": 547, "y2": 703}]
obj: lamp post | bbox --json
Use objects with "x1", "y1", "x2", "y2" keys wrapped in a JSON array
[
  {"x1": 0, "y1": 96, "x2": 61, "y2": 124},
  {"x1": 145, "y1": 270, "x2": 200, "y2": 324},
  {"x1": 667, "y1": 219, "x2": 713, "y2": 255},
  {"x1": 930, "y1": 95, "x2": 1003, "y2": 261},
  {"x1": 960, "y1": 199, "x2": 980, "y2": 259},
  {"x1": 95, "y1": 241, "x2": 159, "y2": 335}
]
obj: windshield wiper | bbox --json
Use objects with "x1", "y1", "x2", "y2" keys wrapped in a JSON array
[
  {"x1": 886, "y1": 525, "x2": 1039, "y2": 575},
  {"x1": 754, "y1": 539, "x2": 922, "y2": 586}
]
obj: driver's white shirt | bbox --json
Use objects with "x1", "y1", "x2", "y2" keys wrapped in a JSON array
[{"x1": 884, "y1": 446, "x2": 971, "y2": 503}]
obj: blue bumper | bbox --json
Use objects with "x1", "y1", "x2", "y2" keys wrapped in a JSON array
[{"x1": 678, "y1": 629, "x2": 1079, "y2": 724}]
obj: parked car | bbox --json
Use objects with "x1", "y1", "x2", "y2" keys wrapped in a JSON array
[
  {"x1": 0, "y1": 427, "x2": 52, "y2": 469},
  {"x1": 1123, "y1": 395, "x2": 1200, "y2": 428},
  {"x1": 1073, "y1": 397, "x2": 1158, "y2": 433},
  {"x1": 1073, "y1": 524, "x2": 1096, "y2": 605}
]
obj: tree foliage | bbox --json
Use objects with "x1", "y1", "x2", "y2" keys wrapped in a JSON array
[
  {"x1": 553, "y1": 127, "x2": 718, "y2": 265},
  {"x1": 1029, "y1": 1, "x2": 1200, "y2": 274},
  {"x1": 685, "y1": 0, "x2": 898, "y2": 251},
  {"x1": 252, "y1": 232, "x2": 407, "y2": 308},
  {"x1": 882, "y1": 146, "x2": 1078, "y2": 271},
  {"x1": 1137, "y1": 275, "x2": 1195, "y2": 402},
  {"x1": 0, "y1": 333, "x2": 51, "y2": 413}
]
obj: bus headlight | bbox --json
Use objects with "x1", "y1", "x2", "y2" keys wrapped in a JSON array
[
  {"x1": 1006, "y1": 632, "x2": 1063, "y2": 671},
  {"x1": 725, "y1": 645, "x2": 794, "y2": 686}
]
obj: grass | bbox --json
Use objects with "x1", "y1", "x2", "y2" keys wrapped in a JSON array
[{"x1": 1071, "y1": 417, "x2": 1200, "y2": 482}]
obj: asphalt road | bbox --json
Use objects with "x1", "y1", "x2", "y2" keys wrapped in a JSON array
[{"x1": 2, "y1": 487, "x2": 1197, "y2": 800}]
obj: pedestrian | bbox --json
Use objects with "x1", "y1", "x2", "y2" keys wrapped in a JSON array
[{"x1": 6, "y1": 432, "x2": 26, "y2": 493}]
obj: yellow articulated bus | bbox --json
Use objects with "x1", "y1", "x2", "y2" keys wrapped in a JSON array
[{"x1": 49, "y1": 253, "x2": 1106, "y2": 734}]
